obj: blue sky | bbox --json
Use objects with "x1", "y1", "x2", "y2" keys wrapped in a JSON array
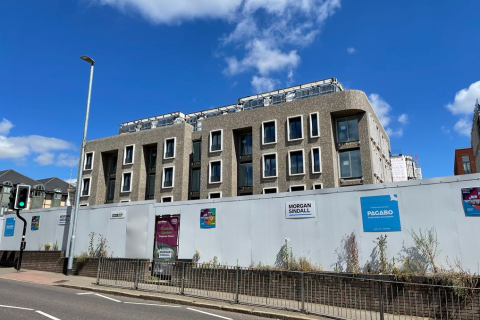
[{"x1": 0, "y1": 0, "x2": 479, "y2": 181}]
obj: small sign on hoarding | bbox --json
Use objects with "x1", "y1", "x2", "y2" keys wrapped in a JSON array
[
  {"x1": 110, "y1": 210, "x2": 126, "y2": 219},
  {"x1": 285, "y1": 201, "x2": 316, "y2": 219},
  {"x1": 4, "y1": 217, "x2": 15, "y2": 237},
  {"x1": 59, "y1": 214, "x2": 70, "y2": 225}
]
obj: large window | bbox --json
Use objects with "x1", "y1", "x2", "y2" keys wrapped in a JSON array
[
  {"x1": 289, "y1": 150, "x2": 304, "y2": 175},
  {"x1": 240, "y1": 133, "x2": 253, "y2": 156},
  {"x1": 190, "y1": 168, "x2": 201, "y2": 192},
  {"x1": 121, "y1": 172, "x2": 132, "y2": 192},
  {"x1": 209, "y1": 160, "x2": 222, "y2": 183},
  {"x1": 108, "y1": 155, "x2": 117, "y2": 175},
  {"x1": 310, "y1": 113, "x2": 319, "y2": 137},
  {"x1": 164, "y1": 138, "x2": 176, "y2": 159},
  {"x1": 239, "y1": 163, "x2": 253, "y2": 187},
  {"x1": 192, "y1": 140, "x2": 201, "y2": 163},
  {"x1": 262, "y1": 120, "x2": 276, "y2": 144},
  {"x1": 462, "y1": 155, "x2": 472, "y2": 174},
  {"x1": 288, "y1": 116, "x2": 303, "y2": 141},
  {"x1": 339, "y1": 149, "x2": 362, "y2": 178},
  {"x1": 84, "y1": 152, "x2": 94, "y2": 170},
  {"x1": 107, "y1": 178, "x2": 116, "y2": 201},
  {"x1": 82, "y1": 178, "x2": 91, "y2": 196},
  {"x1": 263, "y1": 153, "x2": 277, "y2": 178},
  {"x1": 163, "y1": 167, "x2": 174, "y2": 188},
  {"x1": 124, "y1": 145, "x2": 135, "y2": 164},
  {"x1": 148, "y1": 148, "x2": 157, "y2": 170},
  {"x1": 337, "y1": 117, "x2": 359, "y2": 143},
  {"x1": 146, "y1": 174, "x2": 155, "y2": 199},
  {"x1": 311, "y1": 147, "x2": 321, "y2": 173},
  {"x1": 210, "y1": 130, "x2": 223, "y2": 152}
]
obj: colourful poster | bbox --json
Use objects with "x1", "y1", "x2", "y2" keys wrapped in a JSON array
[
  {"x1": 360, "y1": 195, "x2": 401, "y2": 232},
  {"x1": 462, "y1": 187, "x2": 480, "y2": 216},
  {"x1": 200, "y1": 208, "x2": 216, "y2": 228},
  {"x1": 4, "y1": 217, "x2": 15, "y2": 237},
  {"x1": 31, "y1": 216, "x2": 40, "y2": 231},
  {"x1": 154, "y1": 216, "x2": 179, "y2": 262}
]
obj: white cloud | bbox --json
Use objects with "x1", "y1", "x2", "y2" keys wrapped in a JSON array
[
  {"x1": 0, "y1": 118, "x2": 13, "y2": 135},
  {"x1": 445, "y1": 80, "x2": 480, "y2": 136},
  {"x1": 441, "y1": 126, "x2": 451, "y2": 134},
  {"x1": 347, "y1": 47, "x2": 356, "y2": 54},
  {"x1": 368, "y1": 93, "x2": 392, "y2": 128},
  {"x1": 251, "y1": 76, "x2": 279, "y2": 92},
  {"x1": 56, "y1": 153, "x2": 78, "y2": 167},
  {"x1": 93, "y1": 0, "x2": 341, "y2": 90},
  {"x1": 398, "y1": 113, "x2": 409, "y2": 125},
  {"x1": 0, "y1": 118, "x2": 77, "y2": 166},
  {"x1": 35, "y1": 152, "x2": 55, "y2": 165},
  {"x1": 369, "y1": 93, "x2": 409, "y2": 139}
]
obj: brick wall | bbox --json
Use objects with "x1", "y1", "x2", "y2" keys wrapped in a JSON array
[{"x1": 0, "y1": 251, "x2": 99, "y2": 277}]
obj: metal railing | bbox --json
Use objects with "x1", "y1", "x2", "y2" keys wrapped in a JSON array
[{"x1": 97, "y1": 258, "x2": 480, "y2": 320}]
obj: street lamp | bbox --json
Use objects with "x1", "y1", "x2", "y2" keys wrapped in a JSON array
[{"x1": 67, "y1": 55, "x2": 95, "y2": 275}]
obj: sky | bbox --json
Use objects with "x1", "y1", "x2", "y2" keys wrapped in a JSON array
[{"x1": 0, "y1": 0, "x2": 479, "y2": 181}]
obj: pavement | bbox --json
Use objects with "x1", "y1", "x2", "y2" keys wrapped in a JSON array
[{"x1": 0, "y1": 268, "x2": 327, "y2": 320}]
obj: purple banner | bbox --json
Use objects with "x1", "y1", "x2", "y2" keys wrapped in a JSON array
[{"x1": 154, "y1": 216, "x2": 179, "y2": 261}]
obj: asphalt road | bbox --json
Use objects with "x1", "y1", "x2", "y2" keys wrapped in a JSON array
[{"x1": 0, "y1": 278, "x2": 269, "y2": 320}]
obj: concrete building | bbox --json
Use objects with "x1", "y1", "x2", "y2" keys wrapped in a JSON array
[
  {"x1": 81, "y1": 78, "x2": 392, "y2": 205},
  {"x1": 454, "y1": 148, "x2": 476, "y2": 175},
  {"x1": 0, "y1": 170, "x2": 70, "y2": 215},
  {"x1": 390, "y1": 154, "x2": 417, "y2": 182}
]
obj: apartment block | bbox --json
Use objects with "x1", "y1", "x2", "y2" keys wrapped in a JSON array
[
  {"x1": 80, "y1": 78, "x2": 392, "y2": 205},
  {"x1": 454, "y1": 148, "x2": 476, "y2": 175}
]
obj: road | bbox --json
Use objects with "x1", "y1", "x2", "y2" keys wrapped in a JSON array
[{"x1": 0, "y1": 278, "x2": 269, "y2": 320}]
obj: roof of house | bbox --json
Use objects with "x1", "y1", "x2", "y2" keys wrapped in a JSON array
[
  {"x1": 37, "y1": 177, "x2": 72, "y2": 194},
  {"x1": 0, "y1": 169, "x2": 42, "y2": 187}
]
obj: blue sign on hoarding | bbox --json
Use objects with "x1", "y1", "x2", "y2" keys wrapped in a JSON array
[
  {"x1": 360, "y1": 195, "x2": 401, "y2": 232},
  {"x1": 4, "y1": 217, "x2": 15, "y2": 237}
]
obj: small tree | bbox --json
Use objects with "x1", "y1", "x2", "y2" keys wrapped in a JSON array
[
  {"x1": 373, "y1": 234, "x2": 389, "y2": 273},
  {"x1": 345, "y1": 232, "x2": 360, "y2": 273},
  {"x1": 409, "y1": 227, "x2": 441, "y2": 273}
]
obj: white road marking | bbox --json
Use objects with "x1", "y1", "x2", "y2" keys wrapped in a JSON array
[
  {"x1": 76, "y1": 292, "x2": 94, "y2": 295},
  {"x1": 0, "y1": 304, "x2": 34, "y2": 311},
  {"x1": 35, "y1": 310, "x2": 62, "y2": 320},
  {"x1": 94, "y1": 293, "x2": 121, "y2": 302},
  {"x1": 123, "y1": 302, "x2": 181, "y2": 307},
  {"x1": 187, "y1": 308, "x2": 233, "y2": 320}
]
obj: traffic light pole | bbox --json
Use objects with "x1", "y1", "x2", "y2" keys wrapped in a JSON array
[{"x1": 15, "y1": 209, "x2": 27, "y2": 271}]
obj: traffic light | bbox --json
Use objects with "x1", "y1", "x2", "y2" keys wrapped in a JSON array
[
  {"x1": 8, "y1": 187, "x2": 15, "y2": 210},
  {"x1": 14, "y1": 185, "x2": 30, "y2": 210}
]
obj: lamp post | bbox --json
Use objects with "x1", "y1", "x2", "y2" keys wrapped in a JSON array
[{"x1": 67, "y1": 55, "x2": 95, "y2": 275}]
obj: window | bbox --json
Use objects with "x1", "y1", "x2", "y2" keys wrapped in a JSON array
[
  {"x1": 190, "y1": 168, "x2": 201, "y2": 192},
  {"x1": 288, "y1": 150, "x2": 305, "y2": 175},
  {"x1": 240, "y1": 133, "x2": 253, "y2": 156},
  {"x1": 209, "y1": 192, "x2": 221, "y2": 199},
  {"x1": 81, "y1": 178, "x2": 91, "y2": 196},
  {"x1": 263, "y1": 153, "x2": 277, "y2": 178},
  {"x1": 84, "y1": 152, "x2": 94, "y2": 170},
  {"x1": 210, "y1": 130, "x2": 223, "y2": 152},
  {"x1": 287, "y1": 116, "x2": 303, "y2": 141},
  {"x1": 145, "y1": 174, "x2": 155, "y2": 199},
  {"x1": 162, "y1": 167, "x2": 174, "y2": 188},
  {"x1": 311, "y1": 147, "x2": 321, "y2": 173},
  {"x1": 310, "y1": 113, "x2": 319, "y2": 137},
  {"x1": 54, "y1": 193, "x2": 62, "y2": 200},
  {"x1": 290, "y1": 185, "x2": 306, "y2": 192},
  {"x1": 462, "y1": 155, "x2": 472, "y2": 174},
  {"x1": 239, "y1": 163, "x2": 253, "y2": 187},
  {"x1": 192, "y1": 140, "x2": 202, "y2": 163},
  {"x1": 313, "y1": 183, "x2": 323, "y2": 190},
  {"x1": 161, "y1": 196, "x2": 173, "y2": 203},
  {"x1": 209, "y1": 160, "x2": 222, "y2": 183},
  {"x1": 108, "y1": 155, "x2": 117, "y2": 175},
  {"x1": 262, "y1": 120, "x2": 277, "y2": 144},
  {"x1": 339, "y1": 149, "x2": 362, "y2": 178},
  {"x1": 120, "y1": 200, "x2": 130, "y2": 203},
  {"x1": 164, "y1": 138, "x2": 176, "y2": 159},
  {"x1": 107, "y1": 178, "x2": 116, "y2": 201},
  {"x1": 124, "y1": 145, "x2": 135, "y2": 165},
  {"x1": 121, "y1": 172, "x2": 132, "y2": 192},
  {"x1": 148, "y1": 148, "x2": 157, "y2": 170},
  {"x1": 337, "y1": 117, "x2": 359, "y2": 143},
  {"x1": 263, "y1": 187, "x2": 277, "y2": 194}
]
